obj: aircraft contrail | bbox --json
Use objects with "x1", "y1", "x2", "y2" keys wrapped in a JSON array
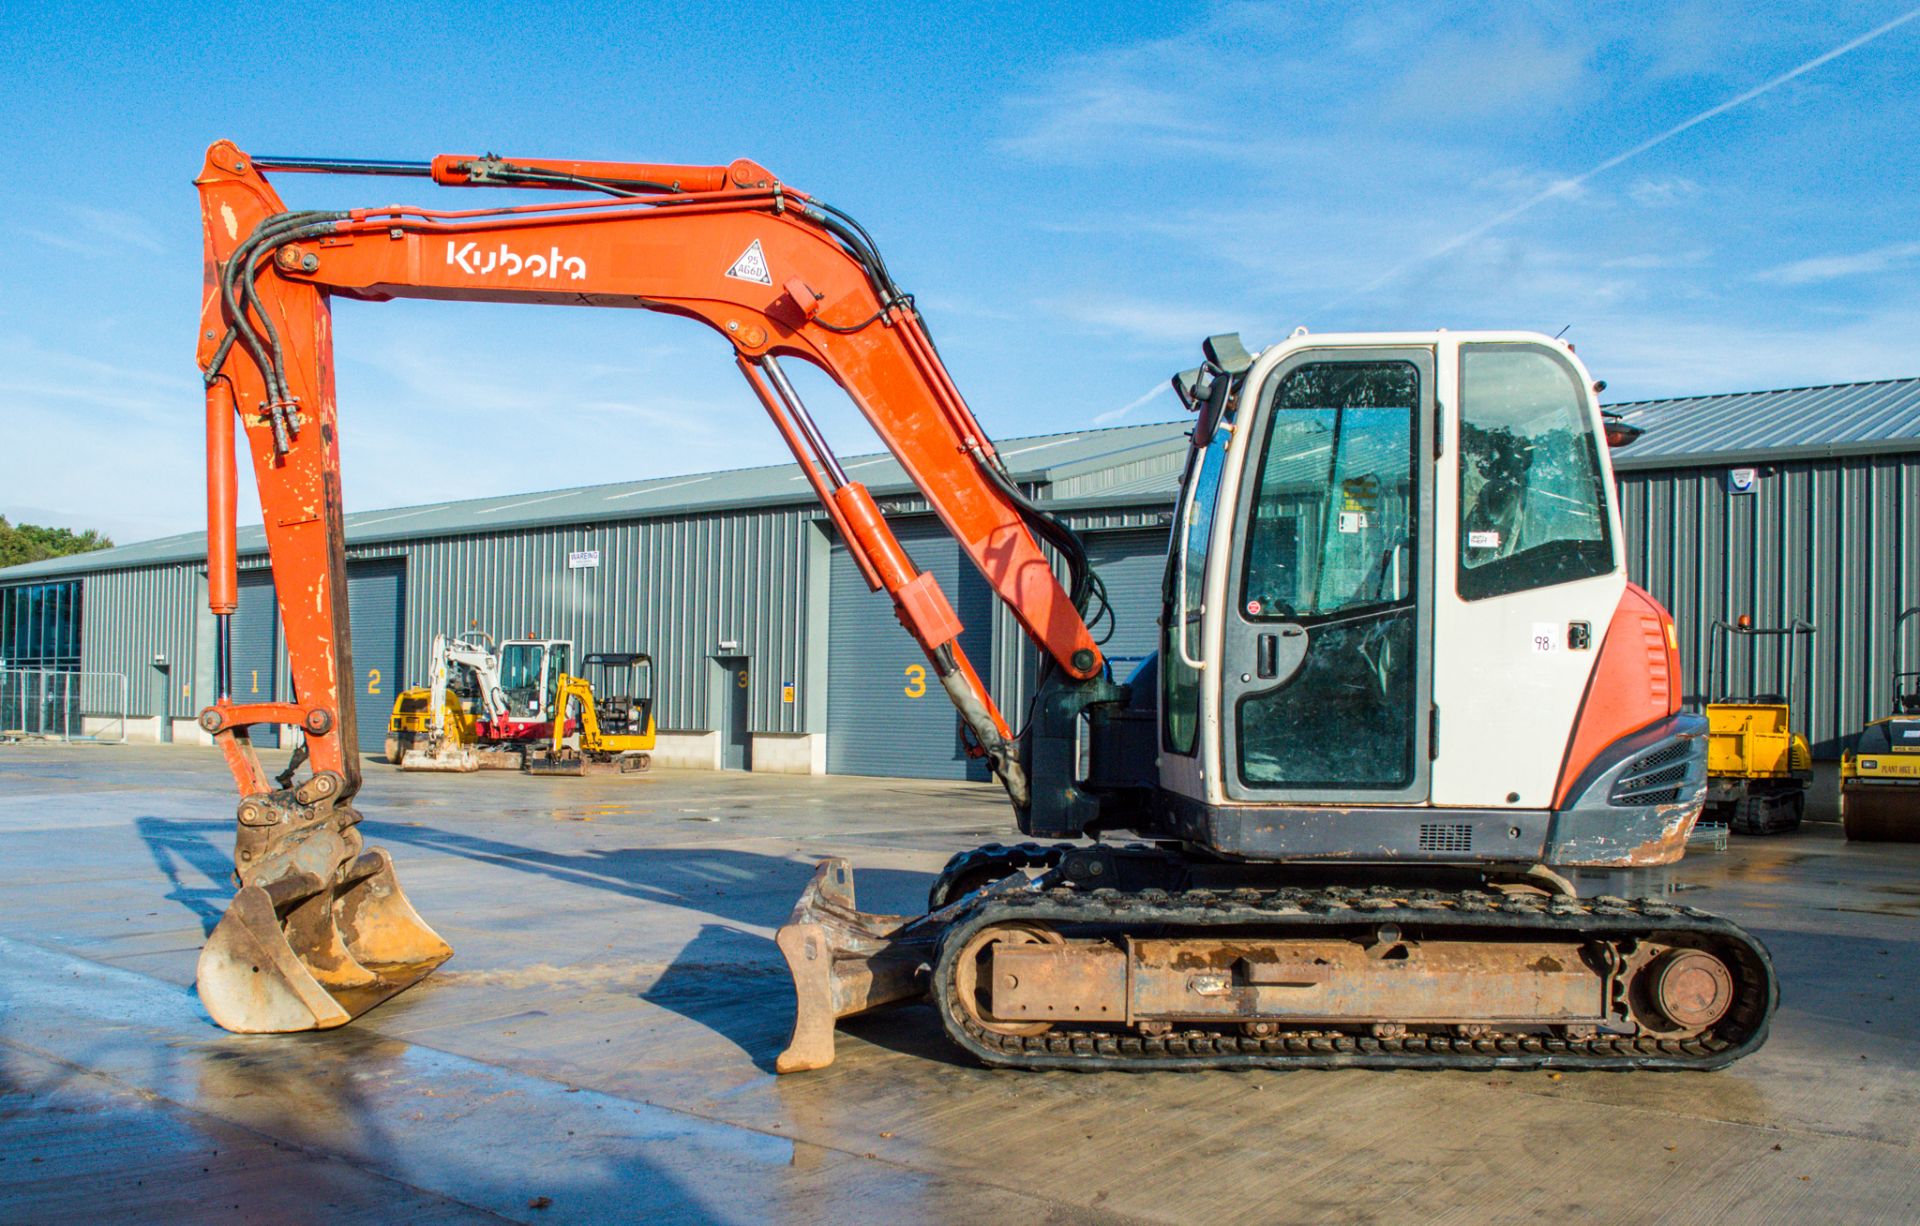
[
  {"x1": 1342, "y1": 5, "x2": 1920, "y2": 301},
  {"x1": 1093, "y1": 381, "x2": 1172, "y2": 425}
]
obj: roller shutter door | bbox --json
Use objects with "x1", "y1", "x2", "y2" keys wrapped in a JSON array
[
  {"x1": 1086, "y1": 527, "x2": 1169, "y2": 682},
  {"x1": 827, "y1": 520, "x2": 993, "y2": 780},
  {"x1": 230, "y1": 570, "x2": 280, "y2": 748},
  {"x1": 345, "y1": 560, "x2": 406, "y2": 756}
]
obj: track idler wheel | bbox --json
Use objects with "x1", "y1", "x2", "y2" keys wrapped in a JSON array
[{"x1": 951, "y1": 922, "x2": 1064, "y2": 1037}]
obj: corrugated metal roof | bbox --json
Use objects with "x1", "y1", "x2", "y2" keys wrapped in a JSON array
[
  {"x1": 1608, "y1": 377, "x2": 1920, "y2": 471},
  {"x1": 0, "y1": 421, "x2": 1194, "y2": 582}
]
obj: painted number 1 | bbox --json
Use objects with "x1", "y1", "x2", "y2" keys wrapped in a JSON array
[{"x1": 904, "y1": 664, "x2": 926, "y2": 698}]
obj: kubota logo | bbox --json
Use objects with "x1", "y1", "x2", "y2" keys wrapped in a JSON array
[{"x1": 445, "y1": 240, "x2": 588, "y2": 281}]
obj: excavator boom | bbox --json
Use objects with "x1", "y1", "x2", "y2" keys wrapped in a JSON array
[{"x1": 191, "y1": 140, "x2": 1104, "y2": 1032}]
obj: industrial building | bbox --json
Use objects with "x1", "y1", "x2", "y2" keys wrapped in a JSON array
[{"x1": 3, "y1": 376, "x2": 1917, "y2": 775}]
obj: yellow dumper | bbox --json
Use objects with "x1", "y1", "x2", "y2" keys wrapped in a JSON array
[{"x1": 1702, "y1": 617, "x2": 1815, "y2": 835}]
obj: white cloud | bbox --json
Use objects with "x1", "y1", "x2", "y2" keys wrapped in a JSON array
[
  {"x1": 1755, "y1": 241, "x2": 1920, "y2": 286},
  {"x1": 1049, "y1": 295, "x2": 1240, "y2": 346},
  {"x1": 23, "y1": 205, "x2": 169, "y2": 258},
  {"x1": 1628, "y1": 177, "x2": 1703, "y2": 207}
]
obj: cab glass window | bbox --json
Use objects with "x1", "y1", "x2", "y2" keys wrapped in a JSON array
[
  {"x1": 1457, "y1": 345, "x2": 1613, "y2": 600},
  {"x1": 1234, "y1": 361, "x2": 1420, "y2": 790},
  {"x1": 1240, "y1": 362, "x2": 1419, "y2": 622},
  {"x1": 1162, "y1": 426, "x2": 1229, "y2": 756}
]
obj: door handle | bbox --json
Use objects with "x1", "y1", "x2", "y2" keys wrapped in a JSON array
[{"x1": 1257, "y1": 633, "x2": 1279, "y2": 679}]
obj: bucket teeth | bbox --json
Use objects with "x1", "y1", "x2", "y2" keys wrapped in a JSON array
[{"x1": 197, "y1": 848, "x2": 451, "y2": 1033}]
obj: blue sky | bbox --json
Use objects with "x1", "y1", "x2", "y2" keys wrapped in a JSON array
[{"x1": 2, "y1": 1, "x2": 1917, "y2": 543}]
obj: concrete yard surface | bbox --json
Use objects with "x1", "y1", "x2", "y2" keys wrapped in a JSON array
[{"x1": 2, "y1": 743, "x2": 1917, "y2": 1224}]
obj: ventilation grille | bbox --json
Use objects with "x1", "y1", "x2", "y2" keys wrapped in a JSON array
[
  {"x1": 1634, "y1": 764, "x2": 1689, "y2": 790},
  {"x1": 1614, "y1": 786, "x2": 1683, "y2": 806},
  {"x1": 1418, "y1": 823, "x2": 1473, "y2": 852},
  {"x1": 1632, "y1": 741, "x2": 1689, "y2": 771},
  {"x1": 1611, "y1": 740, "x2": 1699, "y2": 808}
]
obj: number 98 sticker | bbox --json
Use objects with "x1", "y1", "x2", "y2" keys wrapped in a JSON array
[{"x1": 1531, "y1": 622, "x2": 1559, "y2": 654}]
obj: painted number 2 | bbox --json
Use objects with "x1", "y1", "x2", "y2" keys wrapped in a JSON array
[
  {"x1": 903, "y1": 664, "x2": 926, "y2": 698},
  {"x1": 367, "y1": 668, "x2": 381, "y2": 695}
]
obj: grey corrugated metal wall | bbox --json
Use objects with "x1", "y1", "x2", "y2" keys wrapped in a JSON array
[
  {"x1": 78, "y1": 565, "x2": 203, "y2": 719},
  {"x1": 1617, "y1": 452, "x2": 1920, "y2": 755},
  {"x1": 987, "y1": 503, "x2": 1177, "y2": 727},
  {"x1": 399, "y1": 506, "x2": 824, "y2": 735}
]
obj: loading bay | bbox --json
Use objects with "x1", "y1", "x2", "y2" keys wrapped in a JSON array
[{"x1": 2, "y1": 744, "x2": 1916, "y2": 1224}]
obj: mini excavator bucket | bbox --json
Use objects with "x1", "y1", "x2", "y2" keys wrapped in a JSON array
[
  {"x1": 774, "y1": 857, "x2": 950, "y2": 1072},
  {"x1": 198, "y1": 847, "x2": 452, "y2": 1032}
]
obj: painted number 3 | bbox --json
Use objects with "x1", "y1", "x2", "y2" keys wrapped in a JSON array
[{"x1": 903, "y1": 664, "x2": 926, "y2": 698}]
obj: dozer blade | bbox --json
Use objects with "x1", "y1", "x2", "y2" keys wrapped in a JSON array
[
  {"x1": 197, "y1": 848, "x2": 452, "y2": 1033},
  {"x1": 1843, "y1": 785, "x2": 1920, "y2": 842},
  {"x1": 523, "y1": 751, "x2": 586, "y2": 777},
  {"x1": 775, "y1": 858, "x2": 960, "y2": 1072},
  {"x1": 399, "y1": 745, "x2": 480, "y2": 773}
]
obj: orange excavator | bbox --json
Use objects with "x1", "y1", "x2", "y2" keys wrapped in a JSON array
[{"x1": 192, "y1": 141, "x2": 1776, "y2": 1069}]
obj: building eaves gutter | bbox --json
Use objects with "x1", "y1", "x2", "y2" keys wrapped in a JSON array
[{"x1": 1611, "y1": 435, "x2": 1920, "y2": 473}]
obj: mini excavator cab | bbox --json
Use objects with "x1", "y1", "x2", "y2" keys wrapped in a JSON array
[
  {"x1": 1027, "y1": 332, "x2": 1703, "y2": 867},
  {"x1": 583, "y1": 652, "x2": 654, "y2": 738},
  {"x1": 496, "y1": 638, "x2": 573, "y2": 723}
]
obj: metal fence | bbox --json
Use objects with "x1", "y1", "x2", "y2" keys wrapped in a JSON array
[{"x1": 0, "y1": 669, "x2": 127, "y2": 742}]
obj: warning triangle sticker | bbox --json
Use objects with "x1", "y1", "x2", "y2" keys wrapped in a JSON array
[{"x1": 724, "y1": 239, "x2": 772, "y2": 285}]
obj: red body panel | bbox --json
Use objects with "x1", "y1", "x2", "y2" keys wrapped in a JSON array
[{"x1": 1553, "y1": 583, "x2": 1682, "y2": 808}]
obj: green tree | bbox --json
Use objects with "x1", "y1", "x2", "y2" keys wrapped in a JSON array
[{"x1": 0, "y1": 517, "x2": 113, "y2": 569}]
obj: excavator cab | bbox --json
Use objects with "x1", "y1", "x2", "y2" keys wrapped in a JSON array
[
  {"x1": 1842, "y1": 606, "x2": 1920, "y2": 840},
  {"x1": 495, "y1": 638, "x2": 573, "y2": 732},
  {"x1": 582, "y1": 652, "x2": 655, "y2": 740}
]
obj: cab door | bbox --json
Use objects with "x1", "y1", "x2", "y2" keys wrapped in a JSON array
[
  {"x1": 1218, "y1": 348, "x2": 1435, "y2": 804},
  {"x1": 1429, "y1": 341, "x2": 1624, "y2": 808}
]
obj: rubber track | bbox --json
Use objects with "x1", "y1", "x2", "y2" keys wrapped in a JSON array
[{"x1": 932, "y1": 883, "x2": 1777, "y2": 1072}]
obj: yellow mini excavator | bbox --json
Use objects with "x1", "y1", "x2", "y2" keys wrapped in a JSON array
[
  {"x1": 525, "y1": 652, "x2": 656, "y2": 777},
  {"x1": 1842, "y1": 606, "x2": 1920, "y2": 841}
]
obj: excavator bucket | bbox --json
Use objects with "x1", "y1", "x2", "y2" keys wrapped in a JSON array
[
  {"x1": 197, "y1": 848, "x2": 452, "y2": 1032},
  {"x1": 774, "y1": 858, "x2": 948, "y2": 1073}
]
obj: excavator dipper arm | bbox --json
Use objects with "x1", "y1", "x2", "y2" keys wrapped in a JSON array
[{"x1": 191, "y1": 141, "x2": 1104, "y2": 1034}]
